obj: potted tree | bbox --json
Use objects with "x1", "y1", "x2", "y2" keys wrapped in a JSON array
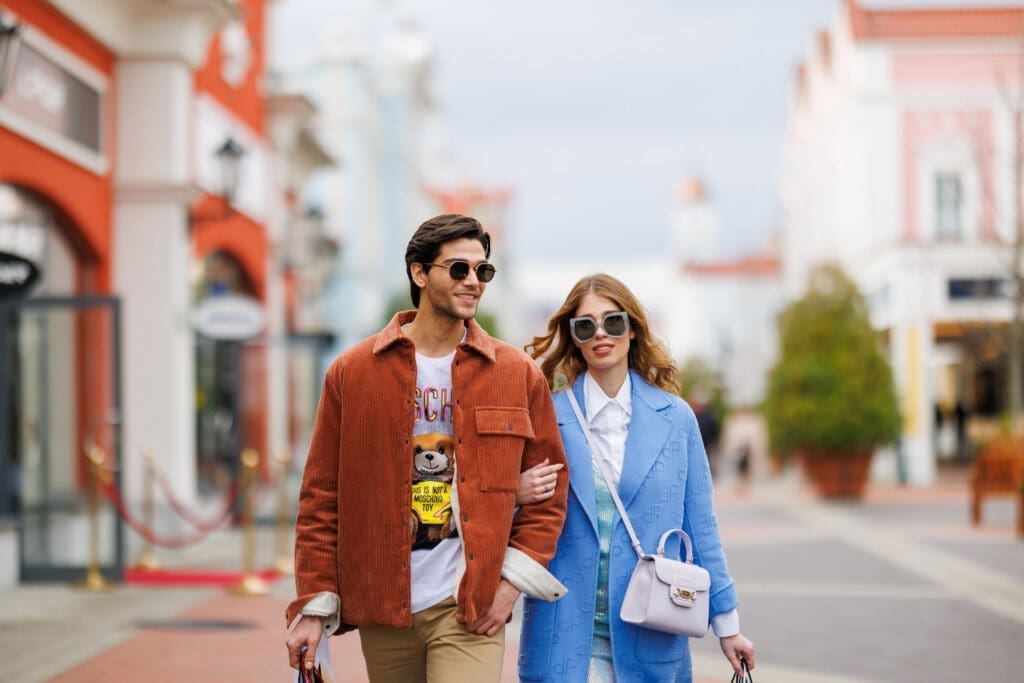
[{"x1": 763, "y1": 264, "x2": 901, "y2": 498}]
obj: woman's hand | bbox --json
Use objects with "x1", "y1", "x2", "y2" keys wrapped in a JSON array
[
  {"x1": 516, "y1": 458, "x2": 564, "y2": 505},
  {"x1": 719, "y1": 633, "x2": 755, "y2": 678}
]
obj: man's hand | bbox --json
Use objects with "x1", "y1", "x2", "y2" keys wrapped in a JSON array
[
  {"x1": 516, "y1": 458, "x2": 564, "y2": 506},
  {"x1": 286, "y1": 615, "x2": 323, "y2": 671},
  {"x1": 469, "y1": 579, "x2": 521, "y2": 636}
]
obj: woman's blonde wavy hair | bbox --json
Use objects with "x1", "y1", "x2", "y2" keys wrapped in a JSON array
[{"x1": 525, "y1": 273, "x2": 679, "y2": 393}]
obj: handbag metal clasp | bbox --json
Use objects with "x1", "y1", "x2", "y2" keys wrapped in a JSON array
[{"x1": 673, "y1": 587, "x2": 695, "y2": 601}]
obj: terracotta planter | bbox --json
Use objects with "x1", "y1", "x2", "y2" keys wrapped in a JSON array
[{"x1": 798, "y1": 450, "x2": 873, "y2": 499}]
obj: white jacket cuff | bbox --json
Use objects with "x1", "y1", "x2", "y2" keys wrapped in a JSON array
[
  {"x1": 301, "y1": 591, "x2": 341, "y2": 636},
  {"x1": 501, "y1": 547, "x2": 568, "y2": 602},
  {"x1": 711, "y1": 608, "x2": 740, "y2": 638}
]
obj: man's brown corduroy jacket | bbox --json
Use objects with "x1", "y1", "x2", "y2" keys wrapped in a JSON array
[{"x1": 286, "y1": 311, "x2": 569, "y2": 631}]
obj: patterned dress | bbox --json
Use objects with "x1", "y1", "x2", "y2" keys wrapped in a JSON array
[{"x1": 587, "y1": 466, "x2": 617, "y2": 682}]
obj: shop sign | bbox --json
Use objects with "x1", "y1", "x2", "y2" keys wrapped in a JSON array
[
  {"x1": 0, "y1": 39, "x2": 102, "y2": 154},
  {"x1": 0, "y1": 252, "x2": 39, "y2": 297},
  {"x1": 0, "y1": 217, "x2": 45, "y2": 298},
  {"x1": 193, "y1": 295, "x2": 265, "y2": 341}
]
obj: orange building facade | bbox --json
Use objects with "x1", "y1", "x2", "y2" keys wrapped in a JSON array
[{"x1": 0, "y1": 0, "x2": 297, "y2": 587}]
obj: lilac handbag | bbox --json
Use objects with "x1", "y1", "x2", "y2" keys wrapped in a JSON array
[
  {"x1": 567, "y1": 391, "x2": 710, "y2": 638},
  {"x1": 618, "y1": 528, "x2": 710, "y2": 637}
]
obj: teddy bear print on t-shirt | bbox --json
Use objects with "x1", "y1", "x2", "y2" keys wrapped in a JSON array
[{"x1": 410, "y1": 432, "x2": 458, "y2": 550}]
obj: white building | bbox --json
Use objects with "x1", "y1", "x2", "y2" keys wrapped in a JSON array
[
  {"x1": 293, "y1": 18, "x2": 439, "y2": 351},
  {"x1": 780, "y1": 0, "x2": 1024, "y2": 485}
]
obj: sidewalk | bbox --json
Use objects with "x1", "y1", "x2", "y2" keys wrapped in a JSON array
[{"x1": 1, "y1": 467, "x2": 1020, "y2": 682}]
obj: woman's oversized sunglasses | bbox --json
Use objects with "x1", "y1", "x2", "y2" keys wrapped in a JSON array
[
  {"x1": 569, "y1": 311, "x2": 630, "y2": 343},
  {"x1": 426, "y1": 260, "x2": 497, "y2": 283}
]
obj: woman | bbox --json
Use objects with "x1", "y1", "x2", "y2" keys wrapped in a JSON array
[{"x1": 517, "y1": 273, "x2": 754, "y2": 682}]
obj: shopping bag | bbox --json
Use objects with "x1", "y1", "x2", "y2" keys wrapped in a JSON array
[
  {"x1": 729, "y1": 659, "x2": 753, "y2": 682},
  {"x1": 295, "y1": 637, "x2": 334, "y2": 683}
]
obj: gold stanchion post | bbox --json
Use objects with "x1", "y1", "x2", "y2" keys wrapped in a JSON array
[
  {"x1": 231, "y1": 448, "x2": 270, "y2": 595},
  {"x1": 133, "y1": 450, "x2": 160, "y2": 571},
  {"x1": 272, "y1": 448, "x2": 295, "y2": 575},
  {"x1": 77, "y1": 445, "x2": 110, "y2": 591}
]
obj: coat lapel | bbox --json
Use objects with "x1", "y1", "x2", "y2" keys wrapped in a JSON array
[
  {"x1": 555, "y1": 377, "x2": 599, "y2": 536},
  {"x1": 617, "y1": 371, "x2": 674, "y2": 510}
]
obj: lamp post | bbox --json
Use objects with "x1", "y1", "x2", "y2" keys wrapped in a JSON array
[
  {"x1": 0, "y1": 16, "x2": 22, "y2": 97},
  {"x1": 189, "y1": 136, "x2": 246, "y2": 230},
  {"x1": 215, "y1": 136, "x2": 246, "y2": 205}
]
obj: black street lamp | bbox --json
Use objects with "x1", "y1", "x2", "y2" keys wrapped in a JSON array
[
  {"x1": 215, "y1": 136, "x2": 246, "y2": 205},
  {"x1": 0, "y1": 16, "x2": 22, "y2": 97},
  {"x1": 189, "y1": 136, "x2": 247, "y2": 230}
]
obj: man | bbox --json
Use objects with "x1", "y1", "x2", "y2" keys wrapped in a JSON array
[{"x1": 285, "y1": 214, "x2": 569, "y2": 682}]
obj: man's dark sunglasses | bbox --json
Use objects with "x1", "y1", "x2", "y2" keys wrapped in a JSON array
[
  {"x1": 569, "y1": 311, "x2": 629, "y2": 343},
  {"x1": 427, "y1": 260, "x2": 497, "y2": 283}
]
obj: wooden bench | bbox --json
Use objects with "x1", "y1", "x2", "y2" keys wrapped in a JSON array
[{"x1": 970, "y1": 437, "x2": 1024, "y2": 537}]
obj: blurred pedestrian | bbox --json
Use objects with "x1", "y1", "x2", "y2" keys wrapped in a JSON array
[
  {"x1": 694, "y1": 401, "x2": 722, "y2": 476},
  {"x1": 518, "y1": 273, "x2": 755, "y2": 682},
  {"x1": 954, "y1": 401, "x2": 968, "y2": 462},
  {"x1": 735, "y1": 442, "x2": 752, "y2": 494},
  {"x1": 285, "y1": 214, "x2": 569, "y2": 682}
]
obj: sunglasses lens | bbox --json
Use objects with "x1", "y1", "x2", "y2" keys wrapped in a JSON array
[
  {"x1": 604, "y1": 313, "x2": 627, "y2": 337},
  {"x1": 447, "y1": 261, "x2": 470, "y2": 279},
  {"x1": 476, "y1": 264, "x2": 496, "y2": 283},
  {"x1": 572, "y1": 318, "x2": 596, "y2": 342}
]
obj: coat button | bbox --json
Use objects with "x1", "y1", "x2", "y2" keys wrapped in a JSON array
[
  {"x1": 506, "y1": 424, "x2": 513, "y2": 431},
  {"x1": 462, "y1": 514, "x2": 469, "y2": 522}
]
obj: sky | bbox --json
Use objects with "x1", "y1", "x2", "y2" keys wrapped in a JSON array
[{"x1": 270, "y1": 0, "x2": 1022, "y2": 265}]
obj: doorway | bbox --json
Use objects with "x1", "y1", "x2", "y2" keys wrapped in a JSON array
[{"x1": 0, "y1": 297, "x2": 123, "y2": 581}]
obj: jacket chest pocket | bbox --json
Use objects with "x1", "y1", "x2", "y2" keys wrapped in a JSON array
[{"x1": 474, "y1": 407, "x2": 534, "y2": 492}]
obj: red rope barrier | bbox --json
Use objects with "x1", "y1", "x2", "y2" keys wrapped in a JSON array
[
  {"x1": 151, "y1": 466, "x2": 241, "y2": 532},
  {"x1": 99, "y1": 480, "x2": 227, "y2": 549}
]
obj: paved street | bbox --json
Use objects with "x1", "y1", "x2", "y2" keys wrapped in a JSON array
[{"x1": 1, "y1": 466, "x2": 1021, "y2": 682}]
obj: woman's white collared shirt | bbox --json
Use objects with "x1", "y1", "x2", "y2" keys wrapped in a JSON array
[{"x1": 583, "y1": 371, "x2": 632, "y2": 485}]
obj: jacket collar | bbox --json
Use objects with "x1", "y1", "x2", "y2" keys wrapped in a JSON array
[{"x1": 372, "y1": 310, "x2": 496, "y2": 362}]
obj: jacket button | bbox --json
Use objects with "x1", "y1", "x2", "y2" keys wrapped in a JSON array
[
  {"x1": 460, "y1": 476, "x2": 465, "y2": 483},
  {"x1": 506, "y1": 424, "x2": 513, "y2": 431},
  {"x1": 458, "y1": 437, "x2": 462, "y2": 444},
  {"x1": 468, "y1": 554, "x2": 474, "y2": 561},
  {"x1": 462, "y1": 514, "x2": 468, "y2": 522}
]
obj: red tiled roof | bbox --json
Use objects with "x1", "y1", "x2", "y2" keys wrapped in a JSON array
[
  {"x1": 847, "y1": 0, "x2": 1024, "y2": 40},
  {"x1": 682, "y1": 255, "x2": 780, "y2": 277}
]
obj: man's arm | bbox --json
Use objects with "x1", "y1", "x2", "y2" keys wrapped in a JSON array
[
  {"x1": 500, "y1": 367, "x2": 569, "y2": 599},
  {"x1": 285, "y1": 367, "x2": 345, "y2": 628}
]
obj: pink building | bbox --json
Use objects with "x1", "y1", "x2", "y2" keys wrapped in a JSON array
[{"x1": 781, "y1": 0, "x2": 1024, "y2": 485}]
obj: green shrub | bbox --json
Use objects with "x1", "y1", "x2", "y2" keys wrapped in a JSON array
[{"x1": 763, "y1": 264, "x2": 900, "y2": 455}]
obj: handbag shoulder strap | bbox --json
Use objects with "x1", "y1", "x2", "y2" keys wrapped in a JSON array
[{"x1": 566, "y1": 388, "x2": 646, "y2": 559}]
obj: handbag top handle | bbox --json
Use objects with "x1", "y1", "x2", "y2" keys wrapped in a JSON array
[
  {"x1": 566, "y1": 387, "x2": 648, "y2": 560},
  {"x1": 657, "y1": 529, "x2": 694, "y2": 564}
]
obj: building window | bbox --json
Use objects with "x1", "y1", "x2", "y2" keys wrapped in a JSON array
[
  {"x1": 948, "y1": 278, "x2": 1005, "y2": 300},
  {"x1": 935, "y1": 172, "x2": 962, "y2": 240}
]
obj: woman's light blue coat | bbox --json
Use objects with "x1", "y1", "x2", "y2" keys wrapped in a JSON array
[{"x1": 518, "y1": 372, "x2": 738, "y2": 682}]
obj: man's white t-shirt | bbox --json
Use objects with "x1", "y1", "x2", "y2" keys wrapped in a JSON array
[{"x1": 409, "y1": 348, "x2": 463, "y2": 613}]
